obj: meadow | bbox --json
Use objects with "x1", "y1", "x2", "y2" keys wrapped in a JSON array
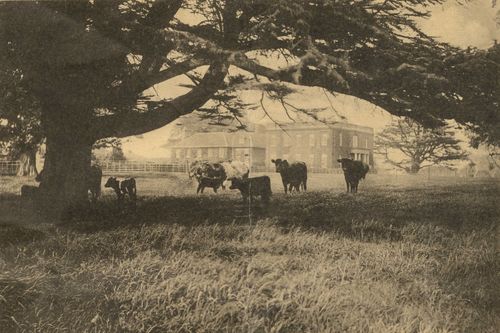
[{"x1": 0, "y1": 173, "x2": 499, "y2": 333}]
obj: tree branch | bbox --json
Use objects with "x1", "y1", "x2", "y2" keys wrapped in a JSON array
[{"x1": 92, "y1": 61, "x2": 228, "y2": 139}]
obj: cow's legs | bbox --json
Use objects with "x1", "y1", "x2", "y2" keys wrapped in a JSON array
[
  {"x1": 303, "y1": 179, "x2": 307, "y2": 191},
  {"x1": 197, "y1": 184, "x2": 202, "y2": 194},
  {"x1": 283, "y1": 181, "x2": 288, "y2": 194},
  {"x1": 345, "y1": 177, "x2": 350, "y2": 193},
  {"x1": 213, "y1": 186, "x2": 218, "y2": 193}
]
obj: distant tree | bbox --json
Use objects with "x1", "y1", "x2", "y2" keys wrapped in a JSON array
[
  {"x1": 0, "y1": 1, "x2": 496, "y2": 215},
  {"x1": 376, "y1": 118, "x2": 468, "y2": 173},
  {"x1": 0, "y1": 67, "x2": 43, "y2": 176}
]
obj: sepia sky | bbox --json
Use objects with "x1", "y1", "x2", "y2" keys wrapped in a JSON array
[{"x1": 122, "y1": 0, "x2": 499, "y2": 158}]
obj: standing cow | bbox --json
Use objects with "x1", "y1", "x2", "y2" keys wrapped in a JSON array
[
  {"x1": 271, "y1": 159, "x2": 307, "y2": 193},
  {"x1": 188, "y1": 161, "x2": 227, "y2": 193},
  {"x1": 337, "y1": 158, "x2": 369, "y2": 193},
  {"x1": 230, "y1": 176, "x2": 272, "y2": 205}
]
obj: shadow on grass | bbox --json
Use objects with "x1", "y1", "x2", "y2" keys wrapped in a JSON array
[{"x1": 54, "y1": 183, "x2": 498, "y2": 243}]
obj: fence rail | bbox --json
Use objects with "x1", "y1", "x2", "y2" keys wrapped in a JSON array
[{"x1": 0, "y1": 161, "x2": 20, "y2": 175}]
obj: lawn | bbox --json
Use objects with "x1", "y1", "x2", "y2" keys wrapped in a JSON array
[{"x1": 0, "y1": 174, "x2": 499, "y2": 332}]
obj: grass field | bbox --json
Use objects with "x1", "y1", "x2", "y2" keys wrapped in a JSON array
[{"x1": 0, "y1": 174, "x2": 499, "y2": 332}]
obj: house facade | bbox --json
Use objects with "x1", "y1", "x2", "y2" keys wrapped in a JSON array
[
  {"x1": 264, "y1": 122, "x2": 374, "y2": 170},
  {"x1": 166, "y1": 121, "x2": 374, "y2": 171},
  {"x1": 166, "y1": 131, "x2": 267, "y2": 168}
]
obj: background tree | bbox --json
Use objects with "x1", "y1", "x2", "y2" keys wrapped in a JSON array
[
  {"x1": 376, "y1": 117, "x2": 468, "y2": 174},
  {"x1": 0, "y1": 0, "x2": 497, "y2": 215},
  {"x1": 0, "y1": 67, "x2": 43, "y2": 176}
]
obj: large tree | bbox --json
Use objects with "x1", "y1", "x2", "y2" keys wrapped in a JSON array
[
  {"x1": 0, "y1": 0, "x2": 497, "y2": 215},
  {"x1": 375, "y1": 117, "x2": 468, "y2": 173}
]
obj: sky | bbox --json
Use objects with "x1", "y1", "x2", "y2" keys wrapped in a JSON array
[{"x1": 122, "y1": 0, "x2": 499, "y2": 159}]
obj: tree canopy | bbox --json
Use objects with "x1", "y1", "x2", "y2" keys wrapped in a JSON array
[
  {"x1": 0, "y1": 0, "x2": 497, "y2": 142},
  {"x1": 375, "y1": 117, "x2": 468, "y2": 173}
]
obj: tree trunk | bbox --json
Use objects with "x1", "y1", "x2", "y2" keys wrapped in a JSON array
[
  {"x1": 38, "y1": 136, "x2": 93, "y2": 218},
  {"x1": 38, "y1": 102, "x2": 95, "y2": 219},
  {"x1": 16, "y1": 150, "x2": 38, "y2": 176}
]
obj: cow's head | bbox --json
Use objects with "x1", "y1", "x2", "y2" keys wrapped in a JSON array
[
  {"x1": 229, "y1": 178, "x2": 243, "y2": 190},
  {"x1": 271, "y1": 159, "x2": 289, "y2": 173},
  {"x1": 337, "y1": 158, "x2": 353, "y2": 172},
  {"x1": 104, "y1": 177, "x2": 119, "y2": 189}
]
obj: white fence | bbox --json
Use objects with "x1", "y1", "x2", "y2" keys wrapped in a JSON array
[{"x1": 0, "y1": 161, "x2": 20, "y2": 175}]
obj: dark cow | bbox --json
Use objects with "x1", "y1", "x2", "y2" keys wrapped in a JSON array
[
  {"x1": 337, "y1": 158, "x2": 370, "y2": 193},
  {"x1": 196, "y1": 176, "x2": 224, "y2": 194},
  {"x1": 271, "y1": 159, "x2": 307, "y2": 193},
  {"x1": 20, "y1": 185, "x2": 40, "y2": 212},
  {"x1": 36, "y1": 164, "x2": 102, "y2": 202},
  {"x1": 230, "y1": 176, "x2": 272, "y2": 204},
  {"x1": 105, "y1": 177, "x2": 137, "y2": 202}
]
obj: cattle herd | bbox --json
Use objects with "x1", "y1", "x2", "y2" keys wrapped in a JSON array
[{"x1": 20, "y1": 158, "x2": 370, "y2": 208}]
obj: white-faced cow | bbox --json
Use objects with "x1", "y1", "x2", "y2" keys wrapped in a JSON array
[
  {"x1": 221, "y1": 160, "x2": 249, "y2": 187},
  {"x1": 230, "y1": 176, "x2": 272, "y2": 205},
  {"x1": 337, "y1": 158, "x2": 370, "y2": 193},
  {"x1": 271, "y1": 159, "x2": 307, "y2": 193}
]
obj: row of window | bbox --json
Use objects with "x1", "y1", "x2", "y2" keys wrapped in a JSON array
[
  {"x1": 269, "y1": 133, "x2": 369, "y2": 148},
  {"x1": 168, "y1": 148, "x2": 250, "y2": 159}
]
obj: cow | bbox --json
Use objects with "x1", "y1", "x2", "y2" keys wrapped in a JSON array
[
  {"x1": 196, "y1": 176, "x2": 224, "y2": 194},
  {"x1": 188, "y1": 160, "x2": 227, "y2": 193},
  {"x1": 229, "y1": 176, "x2": 272, "y2": 205},
  {"x1": 221, "y1": 160, "x2": 250, "y2": 187},
  {"x1": 104, "y1": 177, "x2": 137, "y2": 202},
  {"x1": 271, "y1": 159, "x2": 307, "y2": 193},
  {"x1": 337, "y1": 158, "x2": 370, "y2": 193},
  {"x1": 35, "y1": 164, "x2": 102, "y2": 202}
]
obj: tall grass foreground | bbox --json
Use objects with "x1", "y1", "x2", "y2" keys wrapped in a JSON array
[{"x1": 0, "y1": 177, "x2": 499, "y2": 333}]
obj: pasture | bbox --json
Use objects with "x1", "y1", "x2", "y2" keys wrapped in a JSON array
[{"x1": 0, "y1": 173, "x2": 499, "y2": 332}]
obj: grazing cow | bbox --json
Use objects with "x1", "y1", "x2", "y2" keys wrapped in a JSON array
[
  {"x1": 104, "y1": 177, "x2": 137, "y2": 202},
  {"x1": 271, "y1": 159, "x2": 307, "y2": 193},
  {"x1": 230, "y1": 176, "x2": 272, "y2": 204},
  {"x1": 337, "y1": 158, "x2": 370, "y2": 193},
  {"x1": 36, "y1": 165, "x2": 102, "y2": 202}
]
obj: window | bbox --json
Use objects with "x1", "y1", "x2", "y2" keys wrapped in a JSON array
[
  {"x1": 219, "y1": 148, "x2": 226, "y2": 158},
  {"x1": 175, "y1": 149, "x2": 181, "y2": 159},
  {"x1": 321, "y1": 154, "x2": 328, "y2": 168},
  {"x1": 309, "y1": 134, "x2": 315, "y2": 147},
  {"x1": 365, "y1": 138, "x2": 369, "y2": 149},
  {"x1": 353, "y1": 135, "x2": 358, "y2": 148},
  {"x1": 309, "y1": 154, "x2": 315, "y2": 166},
  {"x1": 208, "y1": 148, "x2": 215, "y2": 158},
  {"x1": 339, "y1": 133, "x2": 343, "y2": 146},
  {"x1": 197, "y1": 149, "x2": 202, "y2": 158},
  {"x1": 239, "y1": 136, "x2": 245, "y2": 145},
  {"x1": 321, "y1": 133, "x2": 328, "y2": 146}
]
